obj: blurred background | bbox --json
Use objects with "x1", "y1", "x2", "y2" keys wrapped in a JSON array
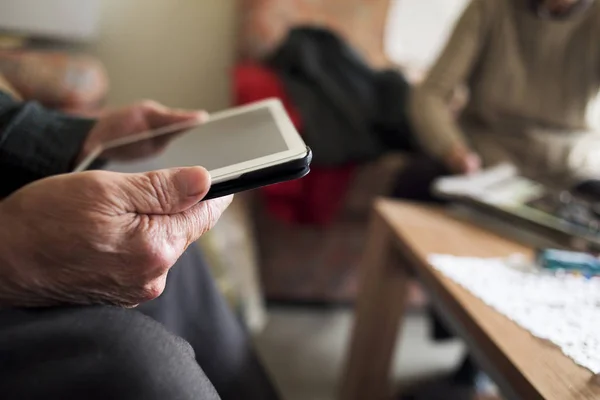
[{"x1": 3, "y1": 1, "x2": 600, "y2": 400}]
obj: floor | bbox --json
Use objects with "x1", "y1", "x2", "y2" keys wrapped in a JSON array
[{"x1": 254, "y1": 307, "x2": 466, "y2": 400}]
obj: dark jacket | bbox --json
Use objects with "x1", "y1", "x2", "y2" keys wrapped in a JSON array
[
  {"x1": 0, "y1": 92, "x2": 95, "y2": 197},
  {"x1": 266, "y1": 27, "x2": 414, "y2": 166}
]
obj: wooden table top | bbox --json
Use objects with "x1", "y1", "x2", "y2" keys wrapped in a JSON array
[{"x1": 375, "y1": 199, "x2": 600, "y2": 400}]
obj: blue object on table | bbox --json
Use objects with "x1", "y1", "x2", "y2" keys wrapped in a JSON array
[{"x1": 537, "y1": 249, "x2": 600, "y2": 276}]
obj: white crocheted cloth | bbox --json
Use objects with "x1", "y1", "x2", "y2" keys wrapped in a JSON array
[{"x1": 429, "y1": 254, "x2": 600, "y2": 373}]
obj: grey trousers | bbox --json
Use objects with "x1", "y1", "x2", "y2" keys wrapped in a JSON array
[{"x1": 0, "y1": 247, "x2": 279, "y2": 400}]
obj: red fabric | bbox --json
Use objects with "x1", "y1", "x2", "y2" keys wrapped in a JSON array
[{"x1": 233, "y1": 62, "x2": 355, "y2": 225}]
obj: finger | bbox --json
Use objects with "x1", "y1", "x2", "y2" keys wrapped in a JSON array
[
  {"x1": 169, "y1": 195, "x2": 233, "y2": 245},
  {"x1": 140, "y1": 100, "x2": 209, "y2": 128},
  {"x1": 125, "y1": 196, "x2": 232, "y2": 288},
  {"x1": 119, "y1": 167, "x2": 212, "y2": 214}
]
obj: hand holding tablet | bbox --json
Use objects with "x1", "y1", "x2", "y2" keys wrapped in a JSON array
[{"x1": 75, "y1": 99, "x2": 312, "y2": 199}]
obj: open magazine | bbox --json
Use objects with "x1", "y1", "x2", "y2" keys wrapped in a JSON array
[{"x1": 433, "y1": 164, "x2": 600, "y2": 251}]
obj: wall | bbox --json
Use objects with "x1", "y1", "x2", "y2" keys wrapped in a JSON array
[
  {"x1": 0, "y1": 0, "x2": 100, "y2": 41},
  {"x1": 240, "y1": 0, "x2": 391, "y2": 67},
  {"x1": 385, "y1": 0, "x2": 469, "y2": 71},
  {"x1": 89, "y1": 0, "x2": 237, "y2": 111}
]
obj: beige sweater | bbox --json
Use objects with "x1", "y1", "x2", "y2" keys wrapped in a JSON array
[{"x1": 410, "y1": 0, "x2": 600, "y2": 183}]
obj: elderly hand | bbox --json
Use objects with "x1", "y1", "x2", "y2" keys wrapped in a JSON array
[
  {"x1": 77, "y1": 100, "x2": 207, "y2": 165},
  {"x1": 0, "y1": 166, "x2": 232, "y2": 307}
]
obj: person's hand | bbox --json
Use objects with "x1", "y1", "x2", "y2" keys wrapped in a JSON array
[
  {"x1": 77, "y1": 100, "x2": 208, "y2": 165},
  {"x1": 444, "y1": 146, "x2": 481, "y2": 175},
  {"x1": 0, "y1": 167, "x2": 232, "y2": 307}
]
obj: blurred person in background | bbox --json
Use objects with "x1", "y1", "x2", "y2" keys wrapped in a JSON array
[
  {"x1": 399, "y1": 0, "x2": 600, "y2": 398},
  {"x1": 396, "y1": 0, "x2": 600, "y2": 202}
]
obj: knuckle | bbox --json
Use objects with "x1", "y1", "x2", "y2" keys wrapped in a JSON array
[
  {"x1": 139, "y1": 278, "x2": 167, "y2": 302},
  {"x1": 77, "y1": 171, "x2": 114, "y2": 202},
  {"x1": 138, "y1": 239, "x2": 162, "y2": 267},
  {"x1": 137, "y1": 234, "x2": 174, "y2": 272}
]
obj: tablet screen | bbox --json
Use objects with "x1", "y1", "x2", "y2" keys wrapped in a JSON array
[{"x1": 86, "y1": 106, "x2": 290, "y2": 174}]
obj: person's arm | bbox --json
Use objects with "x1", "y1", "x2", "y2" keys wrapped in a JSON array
[
  {"x1": 410, "y1": 0, "x2": 490, "y2": 168},
  {"x1": 0, "y1": 99, "x2": 226, "y2": 308},
  {"x1": 0, "y1": 91, "x2": 95, "y2": 197},
  {"x1": 0, "y1": 93, "x2": 207, "y2": 199}
]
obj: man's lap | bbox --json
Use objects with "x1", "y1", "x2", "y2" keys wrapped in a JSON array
[
  {"x1": 0, "y1": 305, "x2": 220, "y2": 400},
  {"x1": 138, "y1": 245, "x2": 280, "y2": 400}
]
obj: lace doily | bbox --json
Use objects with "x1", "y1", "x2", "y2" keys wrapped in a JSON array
[{"x1": 429, "y1": 254, "x2": 600, "y2": 373}]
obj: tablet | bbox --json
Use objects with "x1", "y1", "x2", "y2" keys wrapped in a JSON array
[{"x1": 74, "y1": 99, "x2": 310, "y2": 186}]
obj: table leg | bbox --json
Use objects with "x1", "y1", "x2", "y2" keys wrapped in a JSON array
[{"x1": 339, "y1": 212, "x2": 410, "y2": 400}]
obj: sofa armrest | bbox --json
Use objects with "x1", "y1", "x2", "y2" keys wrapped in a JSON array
[
  {"x1": 0, "y1": 51, "x2": 108, "y2": 112},
  {"x1": 0, "y1": 72, "x2": 22, "y2": 100}
]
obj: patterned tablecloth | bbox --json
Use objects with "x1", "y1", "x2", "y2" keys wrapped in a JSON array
[{"x1": 430, "y1": 254, "x2": 600, "y2": 374}]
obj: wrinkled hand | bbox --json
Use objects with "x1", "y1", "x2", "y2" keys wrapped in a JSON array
[
  {"x1": 0, "y1": 167, "x2": 232, "y2": 307},
  {"x1": 77, "y1": 100, "x2": 207, "y2": 165},
  {"x1": 444, "y1": 146, "x2": 481, "y2": 175}
]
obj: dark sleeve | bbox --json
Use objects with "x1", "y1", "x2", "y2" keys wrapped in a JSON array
[{"x1": 0, "y1": 91, "x2": 96, "y2": 198}]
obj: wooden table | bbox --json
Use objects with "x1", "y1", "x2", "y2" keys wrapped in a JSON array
[{"x1": 339, "y1": 199, "x2": 600, "y2": 400}]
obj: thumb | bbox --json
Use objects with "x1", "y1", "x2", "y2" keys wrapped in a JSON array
[{"x1": 120, "y1": 167, "x2": 211, "y2": 215}]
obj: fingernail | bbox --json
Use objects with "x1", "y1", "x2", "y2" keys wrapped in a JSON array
[
  {"x1": 175, "y1": 167, "x2": 210, "y2": 197},
  {"x1": 194, "y1": 110, "x2": 210, "y2": 122}
]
